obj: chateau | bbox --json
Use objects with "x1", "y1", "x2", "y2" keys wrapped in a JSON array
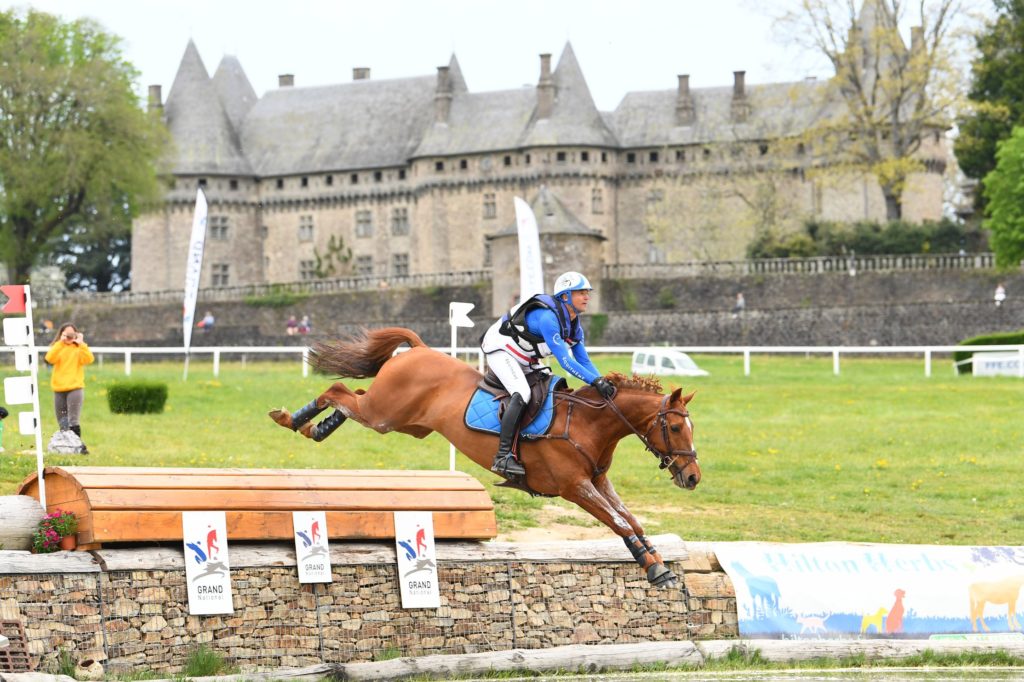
[{"x1": 134, "y1": 22, "x2": 947, "y2": 312}]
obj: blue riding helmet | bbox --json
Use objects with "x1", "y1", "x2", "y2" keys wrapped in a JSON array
[{"x1": 552, "y1": 271, "x2": 593, "y2": 300}]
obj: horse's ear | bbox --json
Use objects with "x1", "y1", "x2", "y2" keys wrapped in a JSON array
[
  {"x1": 682, "y1": 390, "x2": 696, "y2": 405},
  {"x1": 671, "y1": 388, "x2": 695, "y2": 405},
  {"x1": 670, "y1": 387, "x2": 683, "y2": 403}
]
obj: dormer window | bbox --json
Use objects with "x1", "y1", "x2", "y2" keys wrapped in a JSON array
[
  {"x1": 649, "y1": 151, "x2": 659, "y2": 163},
  {"x1": 627, "y1": 153, "x2": 636, "y2": 164},
  {"x1": 301, "y1": 176, "x2": 309, "y2": 188},
  {"x1": 350, "y1": 173, "x2": 358, "y2": 185},
  {"x1": 276, "y1": 178, "x2": 284, "y2": 189}
]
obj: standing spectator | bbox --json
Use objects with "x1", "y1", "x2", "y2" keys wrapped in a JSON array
[
  {"x1": 732, "y1": 292, "x2": 746, "y2": 318},
  {"x1": 44, "y1": 323, "x2": 94, "y2": 453},
  {"x1": 994, "y1": 283, "x2": 1007, "y2": 307},
  {"x1": 298, "y1": 315, "x2": 312, "y2": 335},
  {"x1": 286, "y1": 315, "x2": 299, "y2": 336},
  {"x1": 198, "y1": 310, "x2": 215, "y2": 331}
]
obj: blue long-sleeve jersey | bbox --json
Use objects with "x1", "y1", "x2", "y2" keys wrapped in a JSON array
[{"x1": 523, "y1": 306, "x2": 601, "y2": 384}]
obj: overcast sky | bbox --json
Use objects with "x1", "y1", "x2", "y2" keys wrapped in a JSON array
[{"x1": 10, "y1": 0, "x2": 847, "y2": 111}]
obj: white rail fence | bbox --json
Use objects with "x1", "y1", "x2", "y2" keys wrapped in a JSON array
[{"x1": 10, "y1": 344, "x2": 1023, "y2": 379}]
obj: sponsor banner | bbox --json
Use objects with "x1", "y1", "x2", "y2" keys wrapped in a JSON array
[
  {"x1": 513, "y1": 197, "x2": 543, "y2": 303},
  {"x1": 182, "y1": 511, "x2": 233, "y2": 615},
  {"x1": 182, "y1": 188, "x2": 208, "y2": 352},
  {"x1": 714, "y1": 542, "x2": 1024, "y2": 637},
  {"x1": 292, "y1": 511, "x2": 333, "y2": 583},
  {"x1": 394, "y1": 511, "x2": 441, "y2": 608},
  {"x1": 972, "y1": 351, "x2": 1023, "y2": 377}
]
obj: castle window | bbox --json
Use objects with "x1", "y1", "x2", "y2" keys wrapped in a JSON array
[
  {"x1": 350, "y1": 173, "x2": 359, "y2": 185},
  {"x1": 601, "y1": 152, "x2": 607, "y2": 162},
  {"x1": 391, "y1": 207, "x2": 410, "y2": 236},
  {"x1": 503, "y1": 155, "x2": 512, "y2": 167},
  {"x1": 676, "y1": 149, "x2": 686, "y2": 162},
  {"x1": 483, "y1": 193, "x2": 497, "y2": 219},
  {"x1": 229, "y1": 179, "x2": 239, "y2": 191},
  {"x1": 627, "y1": 152, "x2": 636, "y2": 163},
  {"x1": 483, "y1": 241, "x2": 492, "y2": 267},
  {"x1": 299, "y1": 259, "x2": 317, "y2": 281},
  {"x1": 556, "y1": 151, "x2": 567, "y2": 163},
  {"x1": 581, "y1": 151, "x2": 590, "y2": 162},
  {"x1": 392, "y1": 253, "x2": 410, "y2": 277},
  {"x1": 354, "y1": 255, "x2": 373, "y2": 276},
  {"x1": 703, "y1": 148, "x2": 711, "y2": 160},
  {"x1": 356, "y1": 210, "x2": 373, "y2": 238},
  {"x1": 460, "y1": 159, "x2": 468, "y2": 170},
  {"x1": 759, "y1": 143, "x2": 769, "y2": 156},
  {"x1": 198, "y1": 178, "x2": 208, "y2": 188},
  {"x1": 298, "y1": 215, "x2": 314, "y2": 242},
  {"x1": 211, "y1": 263, "x2": 230, "y2": 287},
  {"x1": 209, "y1": 215, "x2": 229, "y2": 241},
  {"x1": 525, "y1": 154, "x2": 531, "y2": 165},
  {"x1": 797, "y1": 143, "x2": 806, "y2": 156},
  {"x1": 435, "y1": 161, "x2": 445, "y2": 172},
  {"x1": 398, "y1": 169, "x2": 407, "y2": 180},
  {"x1": 326, "y1": 175, "x2": 334, "y2": 186},
  {"x1": 374, "y1": 171, "x2": 383, "y2": 182},
  {"x1": 649, "y1": 151, "x2": 659, "y2": 163},
  {"x1": 301, "y1": 176, "x2": 309, "y2": 188},
  {"x1": 591, "y1": 188, "x2": 603, "y2": 215},
  {"x1": 276, "y1": 178, "x2": 284, "y2": 189}
]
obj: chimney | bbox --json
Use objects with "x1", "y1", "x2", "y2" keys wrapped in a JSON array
[
  {"x1": 278, "y1": 74, "x2": 294, "y2": 87},
  {"x1": 147, "y1": 84, "x2": 163, "y2": 113},
  {"x1": 910, "y1": 26, "x2": 923, "y2": 54},
  {"x1": 434, "y1": 66, "x2": 453, "y2": 123},
  {"x1": 353, "y1": 67, "x2": 370, "y2": 80},
  {"x1": 537, "y1": 53, "x2": 554, "y2": 119},
  {"x1": 731, "y1": 70, "x2": 751, "y2": 122},
  {"x1": 675, "y1": 74, "x2": 694, "y2": 126}
]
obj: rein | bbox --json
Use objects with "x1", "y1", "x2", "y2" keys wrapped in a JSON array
[{"x1": 536, "y1": 389, "x2": 697, "y2": 476}]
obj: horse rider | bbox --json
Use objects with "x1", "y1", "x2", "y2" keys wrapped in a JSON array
[{"x1": 480, "y1": 271, "x2": 615, "y2": 477}]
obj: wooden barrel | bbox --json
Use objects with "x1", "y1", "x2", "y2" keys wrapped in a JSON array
[
  {"x1": 0, "y1": 495, "x2": 45, "y2": 551},
  {"x1": 17, "y1": 466, "x2": 497, "y2": 549}
]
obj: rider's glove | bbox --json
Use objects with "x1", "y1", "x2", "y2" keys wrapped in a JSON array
[{"x1": 591, "y1": 377, "x2": 615, "y2": 400}]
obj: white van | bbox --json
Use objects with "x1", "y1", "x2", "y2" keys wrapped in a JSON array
[{"x1": 631, "y1": 348, "x2": 709, "y2": 377}]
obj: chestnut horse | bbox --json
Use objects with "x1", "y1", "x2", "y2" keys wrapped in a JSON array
[{"x1": 269, "y1": 327, "x2": 701, "y2": 587}]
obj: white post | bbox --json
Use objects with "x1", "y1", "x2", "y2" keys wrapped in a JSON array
[
  {"x1": 448, "y1": 302, "x2": 476, "y2": 472},
  {"x1": 743, "y1": 350, "x2": 751, "y2": 376},
  {"x1": 924, "y1": 349, "x2": 932, "y2": 378},
  {"x1": 213, "y1": 350, "x2": 220, "y2": 378},
  {"x1": 302, "y1": 347, "x2": 309, "y2": 378},
  {"x1": 24, "y1": 287, "x2": 45, "y2": 509},
  {"x1": 832, "y1": 350, "x2": 840, "y2": 376},
  {"x1": 125, "y1": 351, "x2": 132, "y2": 376}
]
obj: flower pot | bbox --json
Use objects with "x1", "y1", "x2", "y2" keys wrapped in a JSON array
[{"x1": 59, "y1": 534, "x2": 77, "y2": 551}]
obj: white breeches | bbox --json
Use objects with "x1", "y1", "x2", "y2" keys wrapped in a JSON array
[{"x1": 485, "y1": 349, "x2": 530, "y2": 401}]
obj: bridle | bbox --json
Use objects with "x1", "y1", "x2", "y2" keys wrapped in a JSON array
[{"x1": 604, "y1": 392, "x2": 698, "y2": 471}]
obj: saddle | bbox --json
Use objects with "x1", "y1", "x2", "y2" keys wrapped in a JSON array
[{"x1": 478, "y1": 367, "x2": 566, "y2": 428}]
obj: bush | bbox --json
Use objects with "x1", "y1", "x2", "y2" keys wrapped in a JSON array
[
  {"x1": 747, "y1": 218, "x2": 982, "y2": 258},
  {"x1": 243, "y1": 286, "x2": 309, "y2": 308},
  {"x1": 107, "y1": 381, "x2": 168, "y2": 414},
  {"x1": 953, "y1": 330, "x2": 1024, "y2": 374}
]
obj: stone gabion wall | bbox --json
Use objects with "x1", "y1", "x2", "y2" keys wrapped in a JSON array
[{"x1": 0, "y1": 549, "x2": 735, "y2": 674}]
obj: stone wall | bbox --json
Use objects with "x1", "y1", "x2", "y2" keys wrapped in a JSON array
[
  {"x1": 0, "y1": 539, "x2": 735, "y2": 675},
  {"x1": 36, "y1": 269, "x2": 1024, "y2": 348}
]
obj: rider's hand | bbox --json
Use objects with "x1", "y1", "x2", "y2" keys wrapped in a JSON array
[{"x1": 591, "y1": 377, "x2": 615, "y2": 399}]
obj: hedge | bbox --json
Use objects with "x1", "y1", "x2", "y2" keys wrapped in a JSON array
[
  {"x1": 107, "y1": 381, "x2": 169, "y2": 414},
  {"x1": 953, "y1": 330, "x2": 1024, "y2": 374}
]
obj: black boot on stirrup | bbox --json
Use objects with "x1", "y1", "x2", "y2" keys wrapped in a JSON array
[{"x1": 491, "y1": 393, "x2": 527, "y2": 477}]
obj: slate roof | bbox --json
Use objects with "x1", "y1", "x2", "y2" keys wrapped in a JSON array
[
  {"x1": 212, "y1": 56, "x2": 258, "y2": 131},
  {"x1": 492, "y1": 186, "x2": 606, "y2": 239},
  {"x1": 163, "y1": 40, "x2": 251, "y2": 175}
]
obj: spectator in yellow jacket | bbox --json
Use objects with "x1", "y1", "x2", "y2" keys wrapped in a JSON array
[{"x1": 44, "y1": 323, "x2": 95, "y2": 453}]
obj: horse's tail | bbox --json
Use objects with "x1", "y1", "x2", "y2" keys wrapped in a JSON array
[{"x1": 309, "y1": 327, "x2": 426, "y2": 378}]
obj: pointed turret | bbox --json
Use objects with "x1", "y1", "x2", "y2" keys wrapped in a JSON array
[
  {"x1": 447, "y1": 54, "x2": 468, "y2": 93},
  {"x1": 213, "y1": 55, "x2": 258, "y2": 130},
  {"x1": 163, "y1": 40, "x2": 251, "y2": 175},
  {"x1": 522, "y1": 42, "x2": 618, "y2": 147}
]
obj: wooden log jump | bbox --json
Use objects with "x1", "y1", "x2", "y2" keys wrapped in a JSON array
[{"x1": 17, "y1": 466, "x2": 497, "y2": 549}]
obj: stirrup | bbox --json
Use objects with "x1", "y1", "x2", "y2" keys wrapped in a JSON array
[{"x1": 491, "y1": 453, "x2": 525, "y2": 477}]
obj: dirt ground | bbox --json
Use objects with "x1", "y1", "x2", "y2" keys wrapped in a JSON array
[{"x1": 494, "y1": 503, "x2": 633, "y2": 543}]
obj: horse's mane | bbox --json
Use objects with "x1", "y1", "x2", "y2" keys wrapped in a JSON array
[{"x1": 606, "y1": 371, "x2": 663, "y2": 394}]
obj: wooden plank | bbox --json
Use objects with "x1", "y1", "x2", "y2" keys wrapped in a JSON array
[
  {"x1": 89, "y1": 509, "x2": 497, "y2": 542},
  {"x1": 52, "y1": 466, "x2": 470, "y2": 478},
  {"x1": 83, "y1": 488, "x2": 494, "y2": 511},
  {"x1": 0, "y1": 550, "x2": 101, "y2": 574},
  {"x1": 64, "y1": 473, "x2": 485, "y2": 492}
]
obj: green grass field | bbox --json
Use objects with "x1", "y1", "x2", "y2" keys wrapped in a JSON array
[{"x1": 2, "y1": 352, "x2": 1021, "y2": 545}]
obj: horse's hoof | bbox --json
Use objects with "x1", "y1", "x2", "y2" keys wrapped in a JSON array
[
  {"x1": 268, "y1": 409, "x2": 292, "y2": 429},
  {"x1": 647, "y1": 563, "x2": 677, "y2": 588}
]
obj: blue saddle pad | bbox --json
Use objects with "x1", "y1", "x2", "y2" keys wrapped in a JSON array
[{"x1": 464, "y1": 381, "x2": 558, "y2": 437}]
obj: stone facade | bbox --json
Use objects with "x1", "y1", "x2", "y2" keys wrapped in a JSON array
[
  {"x1": 133, "y1": 23, "x2": 947, "y2": 298},
  {"x1": 0, "y1": 543, "x2": 735, "y2": 674}
]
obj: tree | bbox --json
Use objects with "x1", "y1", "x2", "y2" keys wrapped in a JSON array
[
  {"x1": 0, "y1": 9, "x2": 166, "y2": 284},
  {"x1": 778, "y1": 0, "x2": 968, "y2": 219},
  {"x1": 313, "y1": 234, "x2": 353, "y2": 278},
  {"x1": 955, "y1": 1, "x2": 1024, "y2": 186},
  {"x1": 982, "y1": 125, "x2": 1024, "y2": 265},
  {"x1": 48, "y1": 201, "x2": 132, "y2": 291}
]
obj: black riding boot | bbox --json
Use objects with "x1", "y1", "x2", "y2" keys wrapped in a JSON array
[
  {"x1": 491, "y1": 394, "x2": 527, "y2": 477},
  {"x1": 70, "y1": 425, "x2": 89, "y2": 454}
]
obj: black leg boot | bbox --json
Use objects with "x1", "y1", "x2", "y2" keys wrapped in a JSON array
[
  {"x1": 289, "y1": 399, "x2": 327, "y2": 431},
  {"x1": 491, "y1": 394, "x2": 527, "y2": 477},
  {"x1": 70, "y1": 425, "x2": 89, "y2": 454}
]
